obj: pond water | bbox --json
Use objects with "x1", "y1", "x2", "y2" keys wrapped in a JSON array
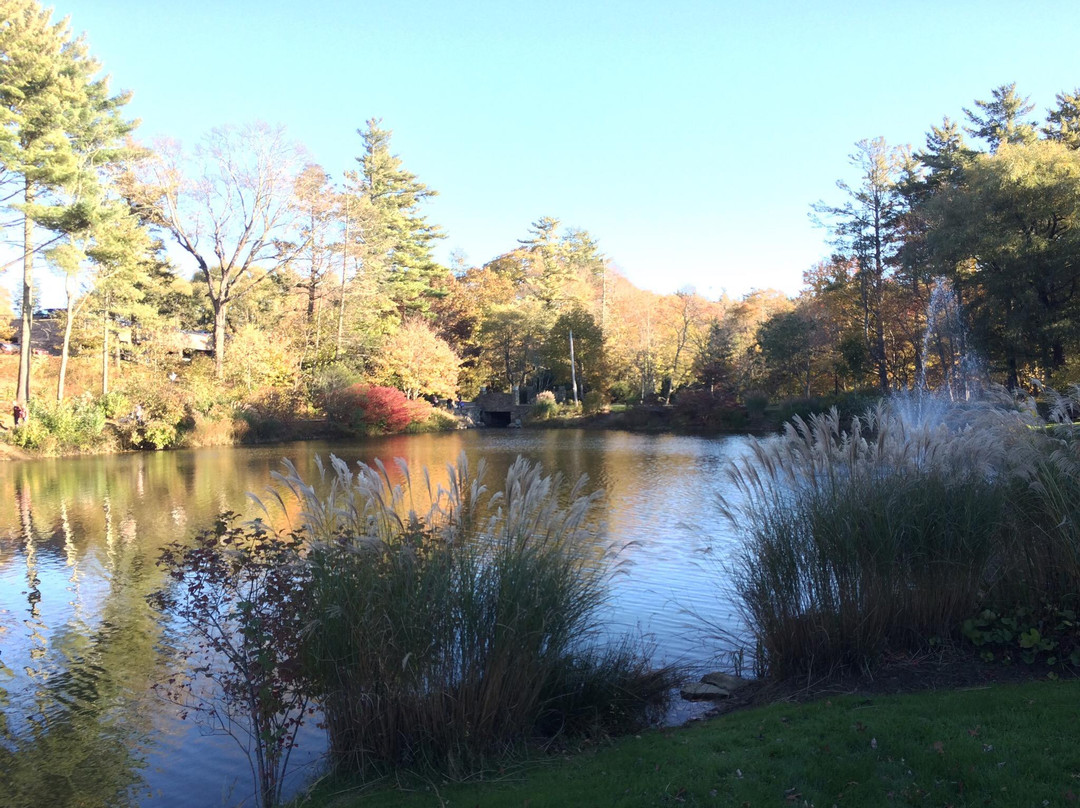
[{"x1": 0, "y1": 429, "x2": 748, "y2": 808}]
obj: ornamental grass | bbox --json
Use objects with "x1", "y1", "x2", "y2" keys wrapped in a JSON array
[
  {"x1": 255, "y1": 452, "x2": 674, "y2": 779},
  {"x1": 722, "y1": 392, "x2": 1080, "y2": 681}
]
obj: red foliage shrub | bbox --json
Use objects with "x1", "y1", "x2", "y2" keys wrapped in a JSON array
[{"x1": 324, "y1": 385, "x2": 426, "y2": 434}]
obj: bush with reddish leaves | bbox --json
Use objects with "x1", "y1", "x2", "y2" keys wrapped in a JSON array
[{"x1": 324, "y1": 384, "x2": 428, "y2": 435}]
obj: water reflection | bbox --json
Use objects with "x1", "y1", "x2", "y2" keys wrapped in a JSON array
[{"x1": 0, "y1": 430, "x2": 744, "y2": 807}]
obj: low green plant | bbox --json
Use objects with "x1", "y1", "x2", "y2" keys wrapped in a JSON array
[
  {"x1": 963, "y1": 599, "x2": 1080, "y2": 667},
  {"x1": 11, "y1": 396, "x2": 108, "y2": 452}
]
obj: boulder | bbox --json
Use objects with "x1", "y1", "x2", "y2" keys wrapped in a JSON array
[
  {"x1": 700, "y1": 672, "x2": 750, "y2": 695},
  {"x1": 680, "y1": 682, "x2": 731, "y2": 701}
]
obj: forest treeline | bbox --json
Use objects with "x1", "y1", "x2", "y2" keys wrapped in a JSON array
[{"x1": 4, "y1": 0, "x2": 1080, "y2": 450}]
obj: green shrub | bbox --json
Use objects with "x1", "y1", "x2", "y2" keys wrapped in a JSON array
[
  {"x1": 672, "y1": 388, "x2": 740, "y2": 431},
  {"x1": 606, "y1": 380, "x2": 636, "y2": 404},
  {"x1": 12, "y1": 397, "x2": 108, "y2": 452},
  {"x1": 99, "y1": 391, "x2": 131, "y2": 419},
  {"x1": 743, "y1": 390, "x2": 769, "y2": 419},
  {"x1": 582, "y1": 390, "x2": 607, "y2": 415},
  {"x1": 140, "y1": 419, "x2": 178, "y2": 449},
  {"x1": 309, "y1": 364, "x2": 360, "y2": 409}
]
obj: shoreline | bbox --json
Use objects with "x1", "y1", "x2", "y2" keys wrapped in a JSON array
[{"x1": 0, "y1": 407, "x2": 779, "y2": 462}]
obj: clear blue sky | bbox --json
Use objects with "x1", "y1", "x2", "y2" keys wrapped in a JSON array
[{"x1": 30, "y1": 0, "x2": 1080, "y2": 300}]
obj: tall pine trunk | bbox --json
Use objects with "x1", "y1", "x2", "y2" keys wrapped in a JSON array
[
  {"x1": 57, "y1": 274, "x2": 77, "y2": 402},
  {"x1": 17, "y1": 181, "x2": 34, "y2": 408}
]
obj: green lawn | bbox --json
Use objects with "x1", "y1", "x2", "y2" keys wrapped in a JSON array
[{"x1": 298, "y1": 679, "x2": 1080, "y2": 808}]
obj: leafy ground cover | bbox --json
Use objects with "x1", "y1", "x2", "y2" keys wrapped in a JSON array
[{"x1": 297, "y1": 678, "x2": 1080, "y2": 808}]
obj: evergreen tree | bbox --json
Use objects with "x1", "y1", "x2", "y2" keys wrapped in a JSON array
[
  {"x1": 962, "y1": 82, "x2": 1037, "y2": 152},
  {"x1": 1043, "y1": 89, "x2": 1080, "y2": 150},
  {"x1": 47, "y1": 202, "x2": 160, "y2": 400},
  {"x1": 693, "y1": 320, "x2": 736, "y2": 394},
  {"x1": 352, "y1": 119, "x2": 445, "y2": 316},
  {"x1": 812, "y1": 138, "x2": 906, "y2": 393},
  {"x1": 915, "y1": 117, "x2": 973, "y2": 191},
  {"x1": 925, "y1": 140, "x2": 1080, "y2": 386},
  {"x1": 0, "y1": 0, "x2": 134, "y2": 407}
]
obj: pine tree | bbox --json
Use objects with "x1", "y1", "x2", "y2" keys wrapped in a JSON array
[
  {"x1": 812, "y1": 138, "x2": 907, "y2": 393},
  {"x1": 0, "y1": 0, "x2": 134, "y2": 406},
  {"x1": 352, "y1": 119, "x2": 445, "y2": 316},
  {"x1": 1043, "y1": 89, "x2": 1080, "y2": 150},
  {"x1": 962, "y1": 83, "x2": 1036, "y2": 152}
]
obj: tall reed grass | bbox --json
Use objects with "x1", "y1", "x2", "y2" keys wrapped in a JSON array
[
  {"x1": 718, "y1": 395, "x2": 1080, "y2": 680},
  {"x1": 254, "y1": 453, "x2": 673, "y2": 778}
]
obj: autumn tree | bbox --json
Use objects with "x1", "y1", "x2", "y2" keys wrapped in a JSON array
[
  {"x1": 377, "y1": 317, "x2": 459, "y2": 400},
  {"x1": 292, "y1": 165, "x2": 336, "y2": 326},
  {"x1": 126, "y1": 123, "x2": 307, "y2": 377},
  {"x1": 293, "y1": 166, "x2": 335, "y2": 317},
  {"x1": 429, "y1": 262, "x2": 516, "y2": 397},
  {"x1": 657, "y1": 288, "x2": 709, "y2": 403}
]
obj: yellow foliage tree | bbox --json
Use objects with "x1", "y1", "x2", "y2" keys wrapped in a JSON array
[{"x1": 378, "y1": 317, "x2": 459, "y2": 400}]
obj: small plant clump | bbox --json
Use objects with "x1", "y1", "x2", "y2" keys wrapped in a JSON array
[{"x1": 532, "y1": 390, "x2": 558, "y2": 419}]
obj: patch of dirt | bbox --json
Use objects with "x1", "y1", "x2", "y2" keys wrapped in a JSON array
[{"x1": 0, "y1": 440, "x2": 30, "y2": 461}]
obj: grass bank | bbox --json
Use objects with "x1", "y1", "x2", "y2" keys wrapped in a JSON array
[
  {"x1": 527, "y1": 391, "x2": 885, "y2": 437},
  {"x1": 296, "y1": 678, "x2": 1080, "y2": 808}
]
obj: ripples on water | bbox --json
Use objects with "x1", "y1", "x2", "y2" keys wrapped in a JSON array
[{"x1": 0, "y1": 430, "x2": 747, "y2": 807}]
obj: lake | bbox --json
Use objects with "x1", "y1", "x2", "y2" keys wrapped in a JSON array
[{"x1": 0, "y1": 429, "x2": 748, "y2": 807}]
